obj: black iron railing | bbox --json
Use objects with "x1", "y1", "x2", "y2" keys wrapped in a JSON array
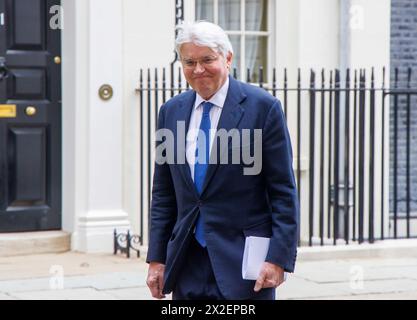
[
  {"x1": 135, "y1": 66, "x2": 417, "y2": 247},
  {"x1": 113, "y1": 229, "x2": 141, "y2": 258}
]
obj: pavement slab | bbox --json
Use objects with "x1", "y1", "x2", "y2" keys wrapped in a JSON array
[
  {"x1": 0, "y1": 292, "x2": 16, "y2": 300},
  {"x1": 103, "y1": 287, "x2": 158, "y2": 300},
  {"x1": 1, "y1": 251, "x2": 417, "y2": 300},
  {"x1": 9, "y1": 288, "x2": 118, "y2": 300}
]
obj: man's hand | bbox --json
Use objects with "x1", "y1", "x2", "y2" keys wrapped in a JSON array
[
  {"x1": 254, "y1": 262, "x2": 285, "y2": 292},
  {"x1": 147, "y1": 262, "x2": 166, "y2": 299}
]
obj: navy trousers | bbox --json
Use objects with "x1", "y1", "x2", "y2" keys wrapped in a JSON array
[
  {"x1": 172, "y1": 237, "x2": 275, "y2": 300},
  {"x1": 172, "y1": 237, "x2": 224, "y2": 300}
]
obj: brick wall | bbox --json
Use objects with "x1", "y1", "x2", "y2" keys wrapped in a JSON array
[{"x1": 390, "y1": 0, "x2": 417, "y2": 214}]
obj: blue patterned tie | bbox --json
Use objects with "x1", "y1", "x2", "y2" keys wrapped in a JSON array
[{"x1": 194, "y1": 101, "x2": 214, "y2": 247}]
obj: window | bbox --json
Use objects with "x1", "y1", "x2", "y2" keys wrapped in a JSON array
[{"x1": 195, "y1": 0, "x2": 270, "y2": 82}]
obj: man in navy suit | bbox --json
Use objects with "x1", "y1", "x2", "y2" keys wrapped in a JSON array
[{"x1": 146, "y1": 21, "x2": 298, "y2": 300}]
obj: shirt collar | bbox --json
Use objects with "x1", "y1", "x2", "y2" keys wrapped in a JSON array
[{"x1": 194, "y1": 77, "x2": 229, "y2": 110}]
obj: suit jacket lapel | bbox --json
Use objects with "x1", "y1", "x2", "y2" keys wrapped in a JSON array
[
  {"x1": 201, "y1": 76, "x2": 246, "y2": 194},
  {"x1": 175, "y1": 90, "x2": 198, "y2": 197}
]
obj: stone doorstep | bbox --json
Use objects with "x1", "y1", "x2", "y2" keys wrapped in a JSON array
[{"x1": 0, "y1": 231, "x2": 71, "y2": 257}]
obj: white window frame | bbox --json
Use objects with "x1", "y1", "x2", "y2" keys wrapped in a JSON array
[{"x1": 186, "y1": 0, "x2": 275, "y2": 83}]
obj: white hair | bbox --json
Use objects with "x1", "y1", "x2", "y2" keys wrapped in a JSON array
[{"x1": 175, "y1": 21, "x2": 233, "y2": 58}]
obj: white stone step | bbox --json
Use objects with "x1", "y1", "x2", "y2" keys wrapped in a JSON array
[{"x1": 0, "y1": 231, "x2": 71, "y2": 257}]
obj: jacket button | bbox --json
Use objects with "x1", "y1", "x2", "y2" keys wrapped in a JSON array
[{"x1": 197, "y1": 200, "x2": 203, "y2": 207}]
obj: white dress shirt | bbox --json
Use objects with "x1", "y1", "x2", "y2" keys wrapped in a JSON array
[{"x1": 186, "y1": 77, "x2": 230, "y2": 181}]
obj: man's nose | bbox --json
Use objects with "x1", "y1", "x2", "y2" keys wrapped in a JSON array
[{"x1": 193, "y1": 62, "x2": 205, "y2": 74}]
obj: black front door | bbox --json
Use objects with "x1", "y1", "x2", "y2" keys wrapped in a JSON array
[{"x1": 0, "y1": 0, "x2": 61, "y2": 232}]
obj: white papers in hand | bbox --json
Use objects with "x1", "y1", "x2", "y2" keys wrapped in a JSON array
[
  {"x1": 242, "y1": 236, "x2": 288, "y2": 281},
  {"x1": 242, "y1": 236, "x2": 270, "y2": 280}
]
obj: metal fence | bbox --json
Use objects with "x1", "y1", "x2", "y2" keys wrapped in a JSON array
[{"x1": 136, "y1": 66, "x2": 417, "y2": 247}]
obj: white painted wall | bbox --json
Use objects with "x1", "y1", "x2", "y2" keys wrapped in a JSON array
[
  {"x1": 62, "y1": 0, "x2": 90, "y2": 244},
  {"x1": 349, "y1": 0, "x2": 391, "y2": 71},
  {"x1": 62, "y1": 0, "x2": 130, "y2": 253},
  {"x1": 122, "y1": 0, "x2": 176, "y2": 241},
  {"x1": 274, "y1": 0, "x2": 391, "y2": 243},
  {"x1": 275, "y1": 0, "x2": 340, "y2": 242},
  {"x1": 275, "y1": 0, "x2": 340, "y2": 75},
  {"x1": 347, "y1": 0, "x2": 391, "y2": 242}
]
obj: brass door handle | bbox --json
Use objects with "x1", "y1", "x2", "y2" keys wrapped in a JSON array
[{"x1": 25, "y1": 106, "x2": 37, "y2": 116}]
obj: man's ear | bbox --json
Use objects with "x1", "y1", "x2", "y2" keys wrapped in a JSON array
[{"x1": 226, "y1": 52, "x2": 233, "y2": 68}]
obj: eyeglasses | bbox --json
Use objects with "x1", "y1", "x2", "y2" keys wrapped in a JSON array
[{"x1": 181, "y1": 55, "x2": 219, "y2": 69}]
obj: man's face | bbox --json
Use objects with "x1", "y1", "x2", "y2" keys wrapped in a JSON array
[{"x1": 179, "y1": 43, "x2": 232, "y2": 100}]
